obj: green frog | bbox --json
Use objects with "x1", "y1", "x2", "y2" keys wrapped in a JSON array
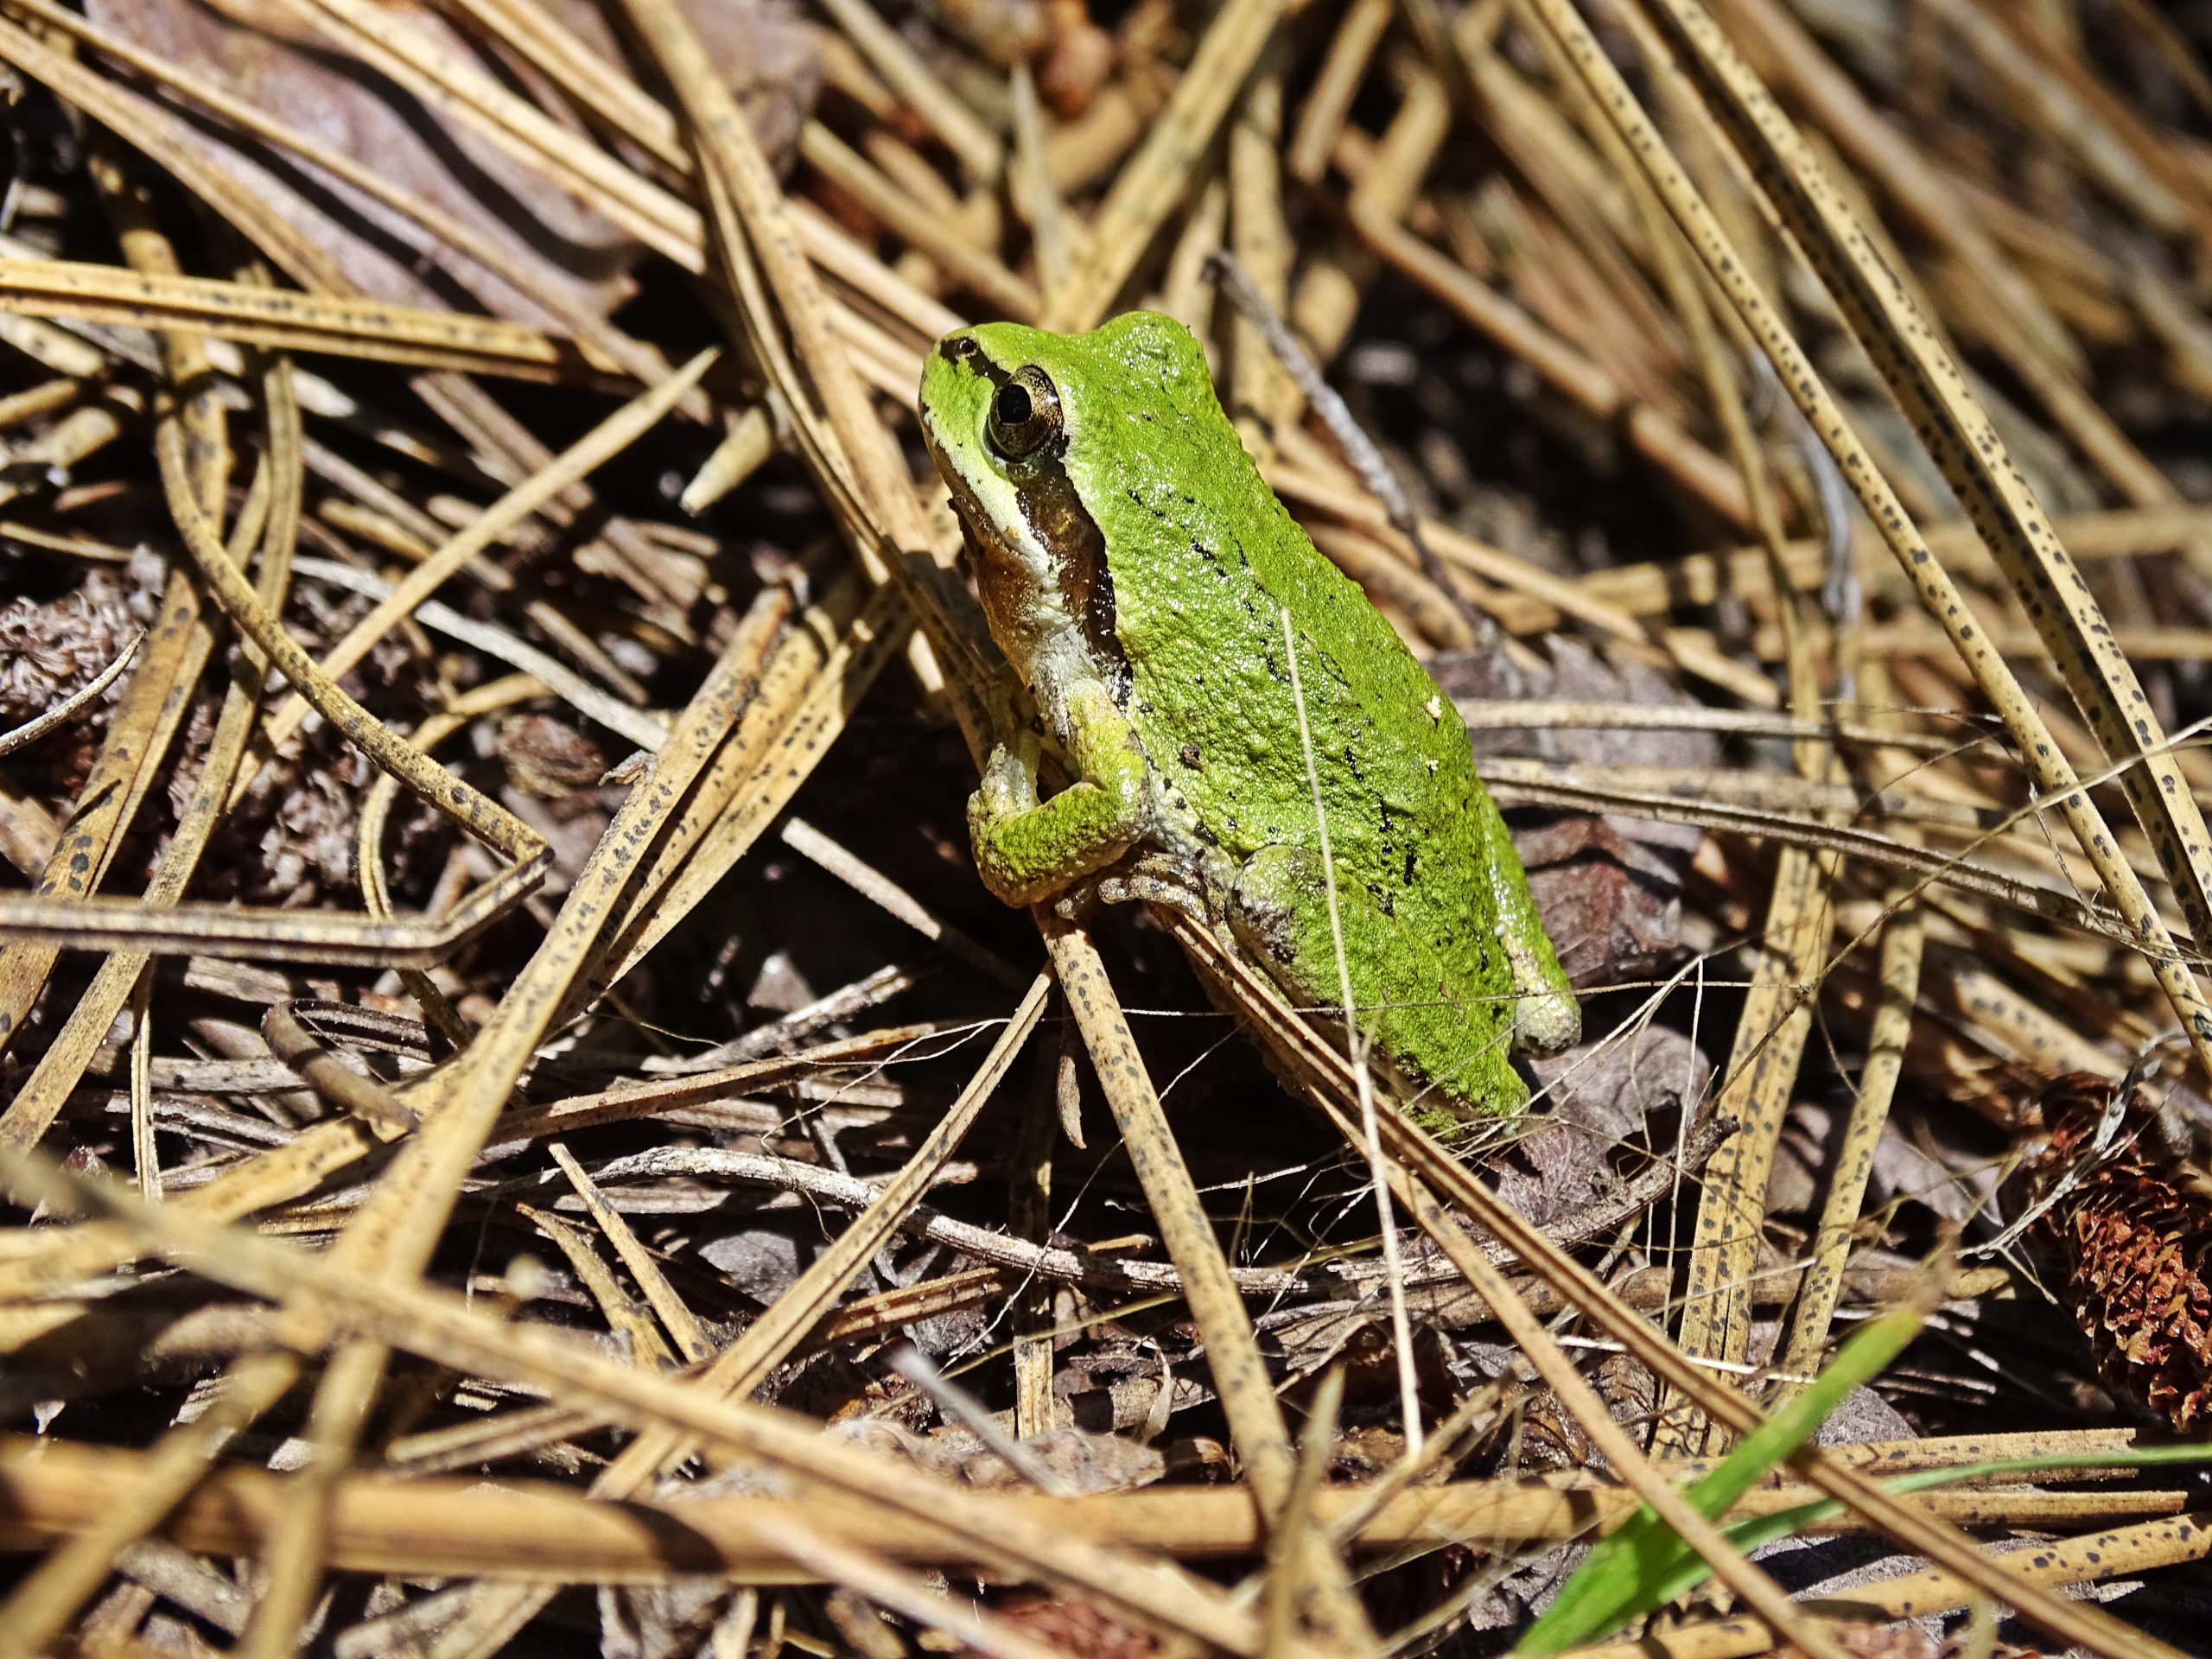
[{"x1": 918, "y1": 310, "x2": 1577, "y2": 1123}]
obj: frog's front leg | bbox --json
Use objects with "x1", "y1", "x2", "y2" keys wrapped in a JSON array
[
  {"x1": 969, "y1": 678, "x2": 1152, "y2": 907},
  {"x1": 1225, "y1": 846, "x2": 1529, "y2": 1121}
]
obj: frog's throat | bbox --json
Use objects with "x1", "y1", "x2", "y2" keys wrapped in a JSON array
[
  {"x1": 929, "y1": 471, "x2": 1128, "y2": 750},
  {"x1": 936, "y1": 488, "x2": 1089, "y2": 736}
]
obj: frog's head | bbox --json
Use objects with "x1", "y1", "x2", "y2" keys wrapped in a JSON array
[
  {"x1": 918, "y1": 312, "x2": 1216, "y2": 712},
  {"x1": 918, "y1": 310, "x2": 1218, "y2": 518}
]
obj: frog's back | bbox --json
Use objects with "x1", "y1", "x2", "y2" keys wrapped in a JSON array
[{"x1": 1030, "y1": 313, "x2": 1495, "y2": 973}]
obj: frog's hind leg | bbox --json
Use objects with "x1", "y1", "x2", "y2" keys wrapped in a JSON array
[{"x1": 1225, "y1": 846, "x2": 1527, "y2": 1122}]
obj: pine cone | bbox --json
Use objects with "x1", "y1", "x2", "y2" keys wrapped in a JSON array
[
  {"x1": 0, "y1": 566, "x2": 143, "y2": 722},
  {"x1": 2009, "y1": 1072, "x2": 2212, "y2": 1433},
  {"x1": 0, "y1": 564, "x2": 149, "y2": 792}
]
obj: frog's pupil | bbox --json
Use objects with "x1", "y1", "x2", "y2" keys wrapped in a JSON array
[{"x1": 996, "y1": 385, "x2": 1033, "y2": 425}]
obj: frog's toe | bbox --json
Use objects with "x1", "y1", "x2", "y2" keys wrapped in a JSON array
[{"x1": 1093, "y1": 855, "x2": 1211, "y2": 925}]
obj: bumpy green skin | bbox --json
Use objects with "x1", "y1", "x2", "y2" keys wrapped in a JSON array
[{"x1": 920, "y1": 311, "x2": 1577, "y2": 1122}]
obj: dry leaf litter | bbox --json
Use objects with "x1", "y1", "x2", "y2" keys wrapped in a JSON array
[{"x1": 0, "y1": 0, "x2": 2209, "y2": 1656}]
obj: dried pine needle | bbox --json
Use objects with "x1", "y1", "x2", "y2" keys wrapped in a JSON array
[{"x1": 6, "y1": 1, "x2": 2212, "y2": 1654}]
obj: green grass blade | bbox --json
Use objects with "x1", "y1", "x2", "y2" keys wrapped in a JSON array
[
  {"x1": 1607, "y1": 1441, "x2": 2212, "y2": 1618},
  {"x1": 1515, "y1": 1302, "x2": 1928, "y2": 1656}
]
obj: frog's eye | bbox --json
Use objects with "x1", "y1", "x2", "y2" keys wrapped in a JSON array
[{"x1": 986, "y1": 365, "x2": 1062, "y2": 460}]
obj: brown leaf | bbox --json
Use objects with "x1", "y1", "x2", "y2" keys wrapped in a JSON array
[
  {"x1": 491, "y1": 710, "x2": 607, "y2": 798},
  {"x1": 929, "y1": 1425, "x2": 1165, "y2": 1493},
  {"x1": 1440, "y1": 639, "x2": 1707, "y2": 984},
  {"x1": 87, "y1": 0, "x2": 816, "y2": 324},
  {"x1": 1517, "y1": 814, "x2": 1685, "y2": 987},
  {"x1": 1503, "y1": 1025, "x2": 1710, "y2": 1227}
]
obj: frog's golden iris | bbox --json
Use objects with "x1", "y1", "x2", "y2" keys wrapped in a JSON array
[{"x1": 985, "y1": 367, "x2": 1062, "y2": 459}]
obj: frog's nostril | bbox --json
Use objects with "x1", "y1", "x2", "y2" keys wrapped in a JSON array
[{"x1": 947, "y1": 336, "x2": 982, "y2": 361}]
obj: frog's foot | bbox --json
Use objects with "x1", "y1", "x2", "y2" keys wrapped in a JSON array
[
  {"x1": 1226, "y1": 845, "x2": 1528, "y2": 1122},
  {"x1": 976, "y1": 730, "x2": 1044, "y2": 819},
  {"x1": 1089, "y1": 851, "x2": 1211, "y2": 926}
]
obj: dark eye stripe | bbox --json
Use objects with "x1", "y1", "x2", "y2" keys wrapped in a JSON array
[
  {"x1": 931, "y1": 337, "x2": 1127, "y2": 697},
  {"x1": 1008, "y1": 440, "x2": 1128, "y2": 704}
]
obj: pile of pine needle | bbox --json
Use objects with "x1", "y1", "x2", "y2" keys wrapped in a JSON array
[{"x1": 0, "y1": 0, "x2": 2209, "y2": 1654}]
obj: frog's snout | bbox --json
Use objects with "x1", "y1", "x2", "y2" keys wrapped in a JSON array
[{"x1": 931, "y1": 334, "x2": 991, "y2": 383}]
